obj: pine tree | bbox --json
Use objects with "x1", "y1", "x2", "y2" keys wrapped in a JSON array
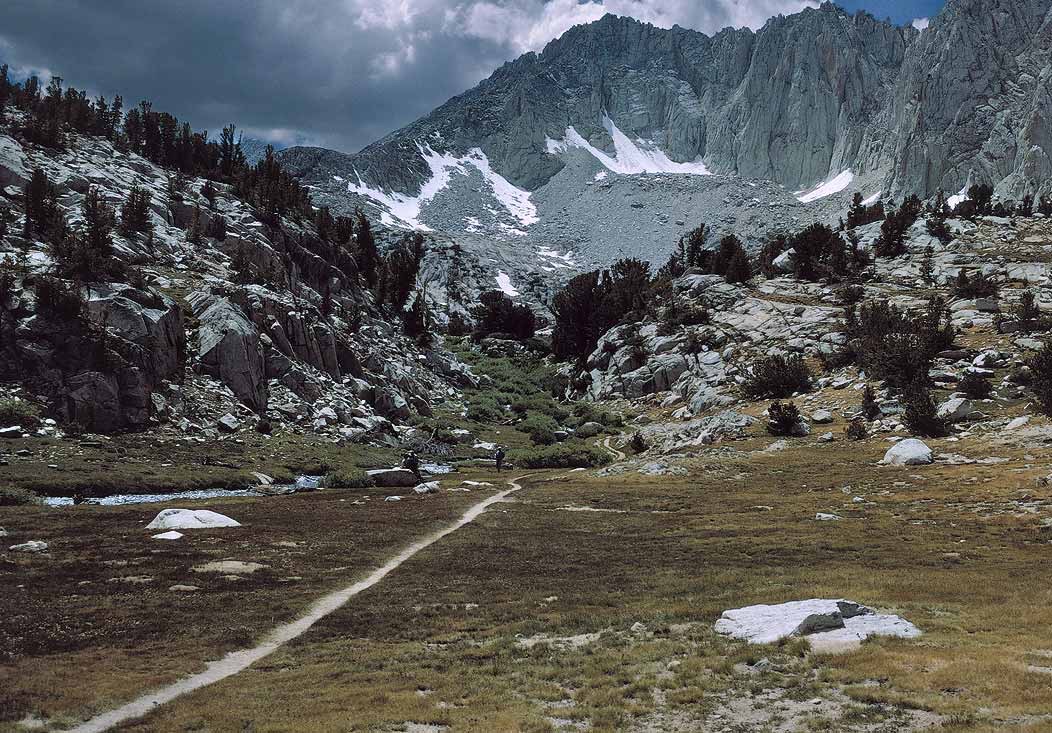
[
  {"x1": 920, "y1": 245, "x2": 935, "y2": 284},
  {"x1": 207, "y1": 213, "x2": 227, "y2": 241},
  {"x1": 0, "y1": 64, "x2": 9, "y2": 114},
  {"x1": 201, "y1": 179, "x2": 217, "y2": 207},
  {"x1": 219, "y1": 124, "x2": 245, "y2": 179},
  {"x1": 354, "y1": 210, "x2": 379, "y2": 289},
  {"x1": 23, "y1": 168, "x2": 65, "y2": 243},
  {"x1": 316, "y1": 206, "x2": 334, "y2": 241},
  {"x1": 187, "y1": 203, "x2": 205, "y2": 245},
  {"x1": 119, "y1": 185, "x2": 153, "y2": 236},
  {"x1": 404, "y1": 290, "x2": 430, "y2": 343},
  {"x1": 50, "y1": 187, "x2": 121, "y2": 281},
  {"x1": 0, "y1": 203, "x2": 12, "y2": 240},
  {"x1": 860, "y1": 384, "x2": 881, "y2": 421},
  {"x1": 724, "y1": 247, "x2": 752, "y2": 284}
]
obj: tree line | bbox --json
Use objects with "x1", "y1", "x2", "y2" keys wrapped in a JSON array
[{"x1": 0, "y1": 66, "x2": 310, "y2": 222}]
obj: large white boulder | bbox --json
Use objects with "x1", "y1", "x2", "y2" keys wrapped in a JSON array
[
  {"x1": 715, "y1": 599, "x2": 868, "y2": 644},
  {"x1": 881, "y1": 439, "x2": 933, "y2": 466},
  {"x1": 146, "y1": 509, "x2": 241, "y2": 530},
  {"x1": 715, "y1": 599, "x2": 921, "y2": 650},
  {"x1": 807, "y1": 613, "x2": 922, "y2": 653},
  {"x1": 413, "y1": 481, "x2": 440, "y2": 494}
]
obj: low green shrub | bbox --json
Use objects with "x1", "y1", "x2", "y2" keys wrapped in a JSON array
[
  {"x1": 517, "y1": 443, "x2": 611, "y2": 469},
  {"x1": 466, "y1": 396, "x2": 505, "y2": 423},
  {"x1": 766, "y1": 401, "x2": 802, "y2": 436},
  {"x1": 0, "y1": 486, "x2": 43, "y2": 506},
  {"x1": 742, "y1": 355, "x2": 813, "y2": 399},
  {"x1": 1028, "y1": 343, "x2": 1052, "y2": 416},
  {"x1": 571, "y1": 403, "x2": 623, "y2": 428},
  {"x1": 959, "y1": 371, "x2": 993, "y2": 399},
  {"x1": 903, "y1": 379, "x2": 948, "y2": 437},
  {"x1": 0, "y1": 398, "x2": 41, "y2": 429},
  {"x1": 517, "y1": 413, "x2": 560, "y2": 446},
  {"x1": 845, "y1": 418, "x2": 867, "y2": 441},
  {"x1": 324, "y1": 470, "x2": 374, "y2": 489}
]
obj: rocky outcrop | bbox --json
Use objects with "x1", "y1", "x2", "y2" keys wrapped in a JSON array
[
  {"x1": 715, "y1": 599, "x2": 921, "y2": 648},
  {"x1": 0, "y1": 110, "x2": 483, "y2": 437},
  {"x1": 188, "y1": 292, "x2": 268, "y2": 414},
  {"x1": 870, "y1": 0, "x2": 1052, "y2": 199},
  {"x1": 2, "y1": 278, "x2": 185, "y2": 432}
]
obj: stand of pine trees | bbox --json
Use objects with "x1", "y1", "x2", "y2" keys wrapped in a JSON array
[{"x1": 0, "y1": 68, "x2": 310, "y2": 222}]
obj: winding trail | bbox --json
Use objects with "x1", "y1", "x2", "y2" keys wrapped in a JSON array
[
  {"x1": 65, "y1": 476, "x2": 531, "y2": 733},
  {"x1": 601, "y1": 435, "x2": 626, "y2": 461}
]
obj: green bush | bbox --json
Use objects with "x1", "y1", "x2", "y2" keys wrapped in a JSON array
[
  {"x1": 959, "y1": 371, "x2": 993, "y2": 399},
  {"x1": 466, "y1": 396, "x2": 505, "y2": 423},
  {"x1": 903, "y1": 379, "x2": 948, "y2": 437},
  {"x1": 953, "y1": 270, "x2": 998, "y2": 299},
  {"x1": 517, "y1": 444, "x2": 611, "y2": 469},
  {"x1": 0, "y1": 485, "x2": 42, "y2": 506},
  {"x1": 766, "y1": 401, "x2": 802, "y2": 436},
  {"x1": 570, "y1": 403, "x2": 623, "y2": 428},
  {"x1": 1028, "y1": 343, "x2": 1052, "y2": 416},
  {"x1": 517, "y1": 413, "x2": 560, "y2": 446},
  {"x1": 845, "y1": 418, "x2": 867, "y2": 441},
  {"x1": 510, "y1": 395, "x2": 569, "y2": 422},
  {"x1": 860, "y1": 385, "x2": 881, "y2": 421},
  {"x1": 741, "y1": 354, "x2": 812, "y2": 399},
  {"x1": 0, "y1": 398, "x2": 41, "y2": 429},
  {"x1": 323, "y1": 470, "x2": 374, "y2": 489},
  {"x1": 842, "y1": 297, "x2": 955, "y2": 389}
]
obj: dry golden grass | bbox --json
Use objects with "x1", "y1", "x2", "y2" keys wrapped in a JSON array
[
  {"x1": 5, "y1": 354, "x2": 1052, "y2": 733},
  {"x1": 90, "y1": 420, "x2": 1052, "y2": 732},
  {"x1": 0, "y1": 484, "x2": 486, "y2": 731}
]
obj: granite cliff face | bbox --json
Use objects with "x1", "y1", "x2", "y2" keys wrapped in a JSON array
[
  {"x1": 281, "y1": 0, "x2": 1052, "y2": 263},
  {"x1": 871, "y1": 0, "x2": 1052, "y2": 199},
  {"x1": 285, "y1": 3, "x2": 911, "y2": 194}
]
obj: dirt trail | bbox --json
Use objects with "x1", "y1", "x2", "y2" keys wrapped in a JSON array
[
  {"x1": 64, "y1": 476, "x2": 530, "y2": 733},
  {"x1": 601, "y1": 435, "x2": 626, "y2": 461}
]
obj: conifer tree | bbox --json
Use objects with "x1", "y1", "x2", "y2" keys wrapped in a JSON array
[
  {"x1": 354, "y1": 210, "x2": 379, "y2": 289},
  {"x1": 119, "y1": 185, "x2": 153, "y2": 236},
  {"x1": 725, "y1": 247, "x2": 752, "y2": 284}
]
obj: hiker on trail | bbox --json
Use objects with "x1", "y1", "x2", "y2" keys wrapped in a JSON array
[
  {"x1": 403, "y1": 451, "x2": 421, "y2": 479},
  {"x1": 494, "y1": 446, "x2": 506, "y2": 473},
  {"x1": 72, "y1": 491, "x2": 87, "y2": 506}
]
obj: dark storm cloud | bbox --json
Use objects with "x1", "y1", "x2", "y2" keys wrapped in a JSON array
[{"x1": 0, "y1": 0, "x2": 848, "y2": 154}]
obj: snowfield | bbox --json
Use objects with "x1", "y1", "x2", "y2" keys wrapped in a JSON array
[
  {"x1": 346, "y1": 145, "x2": 538, "y2": 231},
  {"x1": 796, "y1": 169, "x2": 854, "y2": 203},
  {"x1": 546, "y1": 115, "x2": 711, "y2": 176},
  {"x1": 495, "y1": 271, "x2": 520, "y2": 297},
  {"x1": 947, "y1": 185, "x2": 969, "y2": 209}
]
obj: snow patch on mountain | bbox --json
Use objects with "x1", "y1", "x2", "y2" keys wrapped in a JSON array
[
  {"x1": 796, "y1": 170, "x2": 854, "y2": 203},
  {"x1": 947, "y1": 185, "x2": 969, "y2": 209},
  {"x1": 538, "y1": 247, "x2": 578, "y2": 271},
  {"x1": 495, "y1": 271, "x2": 520, "y2": 297},
  {"x1": 347, "y1": 146, "x2": 538, "y2": 231},
  {"x1": 861, "y1": 190, "x2": 882, "y2": 206},
  {"x1": 547, "y1": 115, "x2": 710, "y2": 176}
]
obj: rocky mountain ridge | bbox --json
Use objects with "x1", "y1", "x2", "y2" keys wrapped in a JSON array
[{"x1": 281, "y1": 0, "x2": 1052, "y2": 265}]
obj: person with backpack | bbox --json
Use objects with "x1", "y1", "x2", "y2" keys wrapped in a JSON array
[
  {"x1": 402, "y1": 451, "x2": 421, "y2": 480},
  {"x1": 494, "y1": 446, "x2": 506, "y2": 473}
]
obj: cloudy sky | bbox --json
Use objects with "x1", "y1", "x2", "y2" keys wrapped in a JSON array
[{"x1": 1, "y1": 0, "x2": 944, "y2": 154}]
